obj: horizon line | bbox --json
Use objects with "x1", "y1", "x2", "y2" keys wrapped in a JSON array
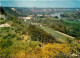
[{"x1": 1, "y1": 6, "x2": 80, "y2": 9}]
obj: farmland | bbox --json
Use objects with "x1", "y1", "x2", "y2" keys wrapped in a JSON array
[{"x1": 39, "y1": 26, "x2": 75, "y2": 42}]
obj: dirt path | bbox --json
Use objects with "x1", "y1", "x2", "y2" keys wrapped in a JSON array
[
  {"x1": 23, "y1": 33, "x2": 31, "y2": 43},
  {"x1": 0, "y1": 23, "x2": 10, "y2": 27},
  {"x1": 55, "y1": 31, "x2": 75, "y2": 39},
  {"x1": 23, "y1": 35, "x2": 29, "y2": 41}
]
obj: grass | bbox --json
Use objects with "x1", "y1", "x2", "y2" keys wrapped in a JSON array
[
  {"x1": 62, "y1": 19, "x2": 80, "y2": 24},
  {"x1": 39, "y1": 26, "x2": 75, "y2": 42}
]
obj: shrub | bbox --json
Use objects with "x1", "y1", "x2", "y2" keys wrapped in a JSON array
[
  {"x1": 3, "y1": 33, "x2": 16, "y2": 39},
  {"x1": 41, "y1": 43, "x2": 71, "y2": 58},
  {"x1": 0, "y1": 39, "x2": 13, "y2": 48},
  {"x1": 28, "y1": 25, "x2": 55, "y2": 43}
]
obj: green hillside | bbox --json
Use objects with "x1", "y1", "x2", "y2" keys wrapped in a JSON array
[
  {"x1": 39, "y1": 26, "x2": 75, "y2": 42},
  {"x1": 0, "y1": 7, "x2": 80, "y2": 58}
]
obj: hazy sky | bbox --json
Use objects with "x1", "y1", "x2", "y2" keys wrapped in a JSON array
[{"x1": 0, "y1": 0, "x2": 80, "y2": 8}]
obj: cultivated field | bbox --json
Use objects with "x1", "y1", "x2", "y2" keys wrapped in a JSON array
[{"x1": 39, "y1": 26, "x2": 75, "y2": 42}]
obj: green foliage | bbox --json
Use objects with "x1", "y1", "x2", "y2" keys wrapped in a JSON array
[
  {"x1": 16, "y1": 36, "x2": 23, "y2": 40},
  {"x1": 36, "y1": 18, "x2": 80, "y2": 38},
  {"x1": 0, "y1": 20, "x2": 6, "y2": 24},
  {"x1": 56, "y1": 55, "x2": 68, "y2": 58},
  {"x1": 28, "y1": 25, "x2": 55, "y2": 43},
  {"x1": 0, "y1": 7, "x2": 4, "y2": 14},
  {"x1": 0, "y1": 39, "x2": 12, "y2": 48},
  {"x1": 3, "y1": 33, "x2": 16, "y2": 39}
]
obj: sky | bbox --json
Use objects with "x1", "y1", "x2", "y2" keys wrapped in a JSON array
[{"x1": 0, "y1": 0, "x2": 80, "y2": 8}]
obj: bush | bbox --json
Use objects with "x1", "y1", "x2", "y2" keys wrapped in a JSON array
[
  {"x1": 41, "y1": 43, "x2": 71, "y2": 58},
  {"x1": 0, "y1": 39, "x2": 13, "y2": 48},
  {"x1": 16, "y1": 36, "x2": 23, "y2": 40},
  {"x1": 28, "y1": 25, "x2": 55, "y2": 43},
  {"x1": 3, "y1": 33, "x2": 16, "y2": 39}
]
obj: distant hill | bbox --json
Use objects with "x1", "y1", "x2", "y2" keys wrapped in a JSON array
[
  {"x1": 2, "y1": 7, "x2": 33, "y2": 17},
  {"x1": 2, "y1": 7, "x2": 80, "y2": 17},
  {"x1": 2, "y1": 7, "x2": 20, "y2": 17}
]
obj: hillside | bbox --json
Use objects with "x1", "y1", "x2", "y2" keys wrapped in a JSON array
[
  {"x1": 2, "y1": 7, "x2": 20, "y2": 17},
  {"x1": 0, "y1": 7, "x2": 80, "y2": 58},
  {"x1": 39, "y1": 26, "x2": 75, "y2": 42}
]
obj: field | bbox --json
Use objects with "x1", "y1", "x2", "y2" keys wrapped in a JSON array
[
  {"x1": 38, "y1": 26, "x2": 75, "y2": 42},
  {"x1": 33, "y1": 18, "x2": 77, "y2": 43}
]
